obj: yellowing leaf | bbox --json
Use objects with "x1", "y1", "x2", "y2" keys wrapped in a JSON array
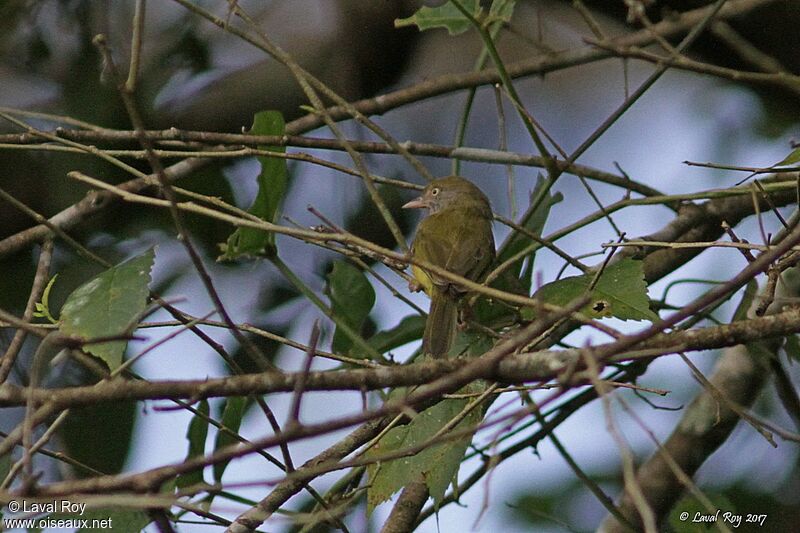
[{"x1": 775, "y1": 147, "x2": 800, "y2": 167}]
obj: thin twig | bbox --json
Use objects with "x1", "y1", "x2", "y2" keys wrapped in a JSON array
[{"x1": 287, "y1": 321, "x2": 321, "y2": 431}]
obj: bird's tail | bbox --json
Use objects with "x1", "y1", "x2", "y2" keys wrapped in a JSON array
[{"x1": 423, "y1": 293, "x2": 457, "y2": 358}]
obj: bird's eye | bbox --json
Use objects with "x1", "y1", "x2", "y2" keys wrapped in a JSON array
[{"x1": 431, "y1": 187, "x2": 440, "y2": 196}]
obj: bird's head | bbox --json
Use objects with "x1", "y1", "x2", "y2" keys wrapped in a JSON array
[{"x1": 402, "y1": 176, "x2": 491, "y2": 217}]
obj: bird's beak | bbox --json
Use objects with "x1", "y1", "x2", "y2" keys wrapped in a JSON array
[{"x1": 402, "y1": 195, "x2": 427, "y2": 209}]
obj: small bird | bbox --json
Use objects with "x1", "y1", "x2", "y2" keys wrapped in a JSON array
[{"x1": 403, "y1": 176, "x2": 495, "y2": 357}]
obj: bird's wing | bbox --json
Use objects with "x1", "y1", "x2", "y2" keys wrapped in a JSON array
[
  {"x1": 415, "y1": 210, "x2": 494, "y2": 291},
  {"x1": 445, "y1": 214, "x2": 495, "y2": 283}
]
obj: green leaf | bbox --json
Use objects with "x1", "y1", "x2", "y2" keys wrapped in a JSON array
[
  {"x1": 61, "y1": 400, "x2": 137, "y2": 477},
  {"x1": 775, "y1": 146, "x2": 800, "y2": 167},
  {"x1": 368, "y1": 314, "x2": 425, "y2": 354},
  {"x1": 213, "y1": 396, "x2": 247, "y2": 482},
  {"x1": 500, "y1": 176, "x2": 563, "y2": 290},
  {"x1": 488, "y1": 0, "x2": 516, "y2": 23},
  {"x1": 423, "y1": 404, "x2": 481, "y2": 508},
  {"x1": 732, "y1": 280, "x2": 757, "y2": 322},
  {"x1": 450, "y1": 329, "x2": 495, "y2": 358},
  {"x1": 367, "y1": 393, "x2": 483, "y2": 514},
  {"x1": 531, "y1": 258, "x2": 657, "y2": 321},
  {"x1": 59, "y1": 249, "x2": 154, "y2": 370},
  {"x1": 219, "y1": 110, "x2": 288, "y2": 260},
  {"x1": 325, "y1": 261, "x2": 376, "y2": 355},
  {"x1": 474, "y1": 178, "x2": 561, "y2": 327},
  {"x1": 32, "y1": 274, "x2": 59, "y2": 323},
  {"x1": 176, "y1": 399, "x2": 209, "y2": 489},
  {"x1": 394, "y1": 0, "x2": 480, "y2": 36}
]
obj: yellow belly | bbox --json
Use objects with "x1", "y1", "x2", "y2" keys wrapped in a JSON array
[{"x1": 411, "y1": 264, "x2": 434, "y2": 296}]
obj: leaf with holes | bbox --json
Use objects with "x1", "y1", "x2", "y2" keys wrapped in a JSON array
[{"x1": 531, "y1": 258, "x2": 657, "y2": 321}]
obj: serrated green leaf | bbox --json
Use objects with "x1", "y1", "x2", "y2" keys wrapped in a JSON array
[
  {"x1": 59, "y1": 249, "x2": 154, "y2": 370},
  {"x1": 368, "y1": 314, "x2": 425, "y2": 354},
  {"x1": 177, "y1": 399, "x2": 209, "y2": 488},
  {"x1": 775, "y1": 146, "x2": 800, "y2": 167},
  {"x1": 424, "y1": 401, "x2": 482, "y2": 508},
  {"x1": 213, "y1": 396, "x2": 247, "y2": 482},
  {"x1": 367, "y1": 394, "x2": 483, "y2": 514},
  {"x1": 326, "y1": 261, "x2": 375, "y2": 355},
  {"x1": 219, "y1": 110, "x2": 288, "y2": 260},
  {"x1": 366, "y1": 425, "x2": 412, "y2": 513},
  {"x1": 394, "y1": 0, "x2": 480, "y2": 36},
  {"x1": 532, "y1": 258, "x2": 657, "y2": 321}
]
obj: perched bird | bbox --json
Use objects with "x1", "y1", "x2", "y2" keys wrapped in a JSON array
[{"x1": 403, "y1": 176, "x2": 495, "y2": 357}]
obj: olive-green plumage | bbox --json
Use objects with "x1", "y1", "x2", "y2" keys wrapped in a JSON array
[{"x1": 403, "y1": 176, "x2": 495, "y2": 357}]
